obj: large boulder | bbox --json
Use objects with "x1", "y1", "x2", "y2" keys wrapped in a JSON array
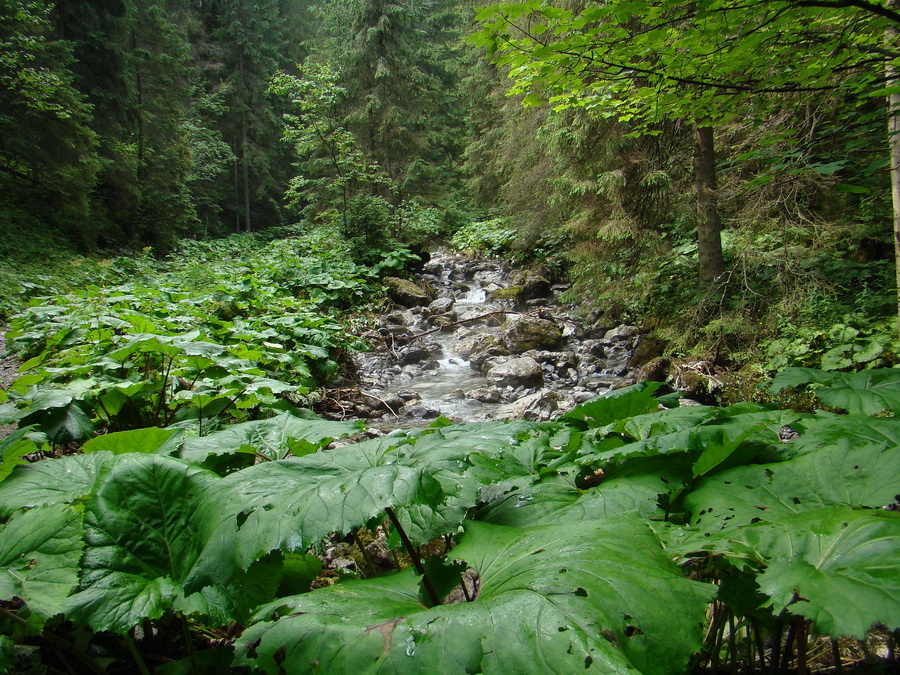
[
  {"x1": 383, "y1": 277, "x2": 431, "y2": 307},
  {"x1": 486, "y1": 356, "x2": 544, "y2": 388},
  {"x1": 458, "y1": 334, "x2": 509, "y2": 372},
  {"x1": 508, "y1": 269, "x2": 552, "y2": 301},
  {"x1": 499, "y1": 316, "x2": 563, "y2": 354}
]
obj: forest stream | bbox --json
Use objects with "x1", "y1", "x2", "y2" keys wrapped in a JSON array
[{"x1": 342, "y1": 250, "x2": 648, "y2": 427}]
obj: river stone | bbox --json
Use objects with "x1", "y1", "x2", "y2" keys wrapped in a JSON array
[
  {"x1": 458, "y1": 334, "x2": 509, "y2": 372},
  {"x1": 466, "y1": 386, "x2": 502, "y2": 403},
  {"x1": 383, "y1": 277, "x2": 431, "y2": 307},
  {"x1": 499, "y1": 316, "x2": 562, "y2": 354},
  {"x1": 628, "y1": 336, "x2": 667, "y2": 368},
  {"x1": 427, "y1": 297, "x2": 455, "y2": 315},
  {"x1": 400, "y1": 345, "x2": 434, "y2": 365},
  {"x1": 604, "y1": 324, "x2": 639, "y2": 342},
  {"x1": 486, "y1": 356, "x2": 544, "y2": 388},
  {"x1": 509, "y1": 269, "x2": 552, "y2": 301}
]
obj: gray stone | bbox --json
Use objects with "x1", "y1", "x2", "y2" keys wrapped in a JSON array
[
  {"x1": 604, "y1": 324, "x2": 640, "y2": 342},
  {"x1": 486, "y1": 356, "x2": 544, "y2": 388},
  {"x1": 427, "y1": 297, "x2": 455, "y2": 315},
  {"x1": 466, "y1": 386, "x2": 502, "y2": 403},
  {"x1": 383, "y1": 277, "x2": 432, "y2": 307},
  {"x1": 499, "y1": 316, "x2": 562, "y2": 353},
  {"x1": 458, "y1": 334, "x2": 509, "y2": 372}
]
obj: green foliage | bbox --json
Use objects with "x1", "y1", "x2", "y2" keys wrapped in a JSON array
[
  {"x1": 450, "y1": 217, "x2": 518, "y2": 254},
  {"x1": 2, "y1": 233, "x2": 380, "y2": 441},
  {"x1": 1, "y1": 355, "x2": 898, "y2": 671}
]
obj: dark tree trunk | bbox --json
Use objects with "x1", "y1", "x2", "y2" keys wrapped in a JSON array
[
  {"x1": 887, "y1": 0, "x2": 900, "y2": 336},
  {"x1": 693, "y1": 124, "x2": 725, "y2": 282}
]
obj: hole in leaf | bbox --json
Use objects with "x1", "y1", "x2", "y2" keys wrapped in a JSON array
[
  {"x1": 755, "y1": 506, "x2": 769, "y2": 510},
  {"x1": 750, "y1": 517, "x2": 761, "y2": 524},
  {"x1": 792, "y1": 497, "x2": 801, "y2": 505},
  {"x1": 585, "y1": 655, "x2": 593, "y2": 668},
  {"x1": 559, "y1": 568, "x2": 568, "y2": 573},
  {"x1": 853, "y1": 465, "x2": 859, "y2": 470},
  {"x1": 558, "y1": 626, "x2": 568, "y2": 632},
  {"x1": 236, "y1": 512, "x2": 250, "y2": 528},
  {"x1": 530, "y1": 548, "x2": 544, "y2": 555},
  {"x1": 574, "y1": 587, "x2": 589, "y2": 597}
]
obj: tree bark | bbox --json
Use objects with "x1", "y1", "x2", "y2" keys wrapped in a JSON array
[
  {"x1": 693, "y1": 124, "x2": 726, "y2": 282},
  {"x1": 887, "y1": 0, "x2": 900, "y2": 337}
]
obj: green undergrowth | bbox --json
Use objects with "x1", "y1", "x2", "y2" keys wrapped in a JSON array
[
  {"x1": 0, "y1": 228, "x2": 405, "y2": 441},
  {"x1": 0, "y1": 366, "x2": 897, "y2": 673},
  {"x1": 557, "y1": 218, "x2": 899, "y2": 372}
]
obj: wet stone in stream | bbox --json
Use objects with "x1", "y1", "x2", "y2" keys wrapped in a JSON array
[{"x1": 350, "y1": 250, "x2": 645, "y2": 427}]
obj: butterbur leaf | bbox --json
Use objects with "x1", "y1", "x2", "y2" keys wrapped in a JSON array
[
  {"x1": 770, "y1": 367, "x2": 900, "y2": 416},
  {"x1": 237, "y1": 519, "x2": 712, "y2": 675},
  {"x1": 685, "y1": 439, "x2": 899, "y2": 535},
  {"x1": 0, "y1": 452, "x2": 127, "y2": 515},
  {"x1": 63, "y1": 454, "x2": 277, "y2": 633},
  {"x1": 477, "y1": 456, "x2": 692, "y2": 526},
  {"x1": 787, "y1": 412, "x2": 900, "y2": 457},
  {"x1": 179, "y1": 411, "x2": 361, "y2": 463},
  {"x1": 563, "y1": 381, "x2": 663, "y2": 429},
  {"x1": 743, "y1": 509, "x2": 900, "y2": 638},
  {"x1": 0, "y1": 505, "x2": 84, "y2": 622},
  {"x1": 80, "y1": 427, "x2": 182, "y2": 455},
  {"x1": 21, "y1": 402, "x2": 94, "y2": 445},
  {"x1": 0, "y1": 427, "x2": 40, "y2": 482},
  {"x1": 188, "y1": 423, "x2": 537, "y2": 587}
]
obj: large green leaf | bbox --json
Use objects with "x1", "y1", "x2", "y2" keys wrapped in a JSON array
[
  {"x1": 80, "y1": 427, "x2": 182, "y2": 455},
  {"x1": 563, "y1": 382, "x2": 664, "y2": 429},
  {"x1": 178, "y1": 411, "x2": 362, "y2": 463},
  {"x1": 476, "y1": 456, "x2": 692, "y2": 526},
  {"x1": 730, "y1": 509, "x2": 900, "y2": 638},
  {"x1": 62, "y1": 454, "x2": 278, "y2": 633},
  {"x1": 0, "y1": 427, "x2": 40, "y2": 483},
  {"x1": 188, "y1": 423, "x2": 537, "y2": 586},
  {"x1": 0, "y1": 505, "x2": 84, "y2": 621},
  {"x1": 786, "y1": 412, "x2": 900, "y2": 457},
  {"x1": 685, "y1": 440, "x2": 899, "y2": 534},
  {"x1": 770, "y1": 367, "x2": 900, "y2": 415},
  {"x1": 21, "y1": 401, "x2": 94, "y2": 445},
  {"x1": 0, "y1": 452, "x2": 127, "y2": 515},
  {"x1": 237, "y1": 519, "x2": 712, "y2": 675}
]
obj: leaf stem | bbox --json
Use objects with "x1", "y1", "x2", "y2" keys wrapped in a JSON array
[
  {"x1": 352, "y1": 529, "x2": 379, "y2": 577},
  {"x1": 124, "y1": 629, "x2": 152, "y2": 675},
  {"x1": 180, "y1": 612, "x2": 199, "y2": 675},
  {"x1": 384, "y1": 506, "x2": 440, "y2": 606},
  {"x1": 831, "y1": 637, "x2": 843, "y2": 673}
]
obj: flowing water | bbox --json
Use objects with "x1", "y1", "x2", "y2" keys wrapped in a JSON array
[{"x1": 351, "y1": 250, "x2": 639, "y2": 425}]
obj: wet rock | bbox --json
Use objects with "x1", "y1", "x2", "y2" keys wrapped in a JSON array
[
  {"x1": 604, "y1": 325, "x2": 640, "y2": 342},
  {"x1": 427, "y1": 297, "x2": 455, "y2": 315},
  {"x1": 400, "y1": 346, "x2": 434, "y2": 364},
  {"x1": 509, "y1": 269, "x2": 552, "y2": 301},
  {"x1": 458, "y1": 334, "x2": 509, "y2": 372},
  {"x1": 466, "y1": 386, "x2": 502, "y2": 403},
  {"x1": 400, "y1": 403, "x2": 441, "y2": 419},
  {"x1": 486, "y1": 356, "x2": 544, "y2": 388},
  {"x1": 628, "y1": 336, "x2": 667, "y2": 369},
  {"x1": 383, "y1": 277, "x2": 432, "y2": 307},
  {"x1": 499, "y1": 316, "x2": 563, "y2": 353}
]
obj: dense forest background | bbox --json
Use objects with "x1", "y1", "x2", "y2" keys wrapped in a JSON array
[{"x1": 2, "y1": 0, "x2": 899, "y2": 367}]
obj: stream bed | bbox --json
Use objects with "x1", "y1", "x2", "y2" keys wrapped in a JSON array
[{"x1": 344, "y1": 250, "x2": 649, "y2": 426}]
